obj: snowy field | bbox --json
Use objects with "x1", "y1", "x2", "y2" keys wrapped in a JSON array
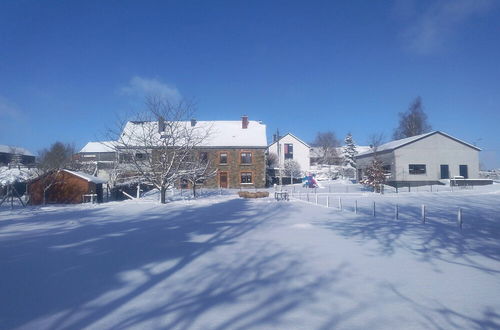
[{"x1": 1, "y1": 184, "x2": 500, "y2": 329}]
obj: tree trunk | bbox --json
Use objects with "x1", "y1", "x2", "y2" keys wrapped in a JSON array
[
  {"x1": 160, "y1": 187, "x2": 167, "y2": 204},
  {"x1": 192, "y1": 183, "x2": 196, "y2": 198}
]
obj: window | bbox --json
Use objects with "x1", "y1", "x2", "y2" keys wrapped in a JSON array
[
  {"x1": 409, "y1": 164, "x2": 426, "y2": 175},
  {"x1": 199, "y1": 152, "x2": 208, "y2": 162},
  {"x1": 240, "y1": 152, "x2": 252, "y2": 164},
  {"x1": 135, "y1": 153, "x2": 146, "y2": 160},
  {"x1": 220, "y1": 152, "x2": 228, "y2": 164},
  {"x1": 459, "y1": 165, "x2": 468, "y2": 179},
  {"x1": 241, "y1": 172, "x2": 253, "y2": 184},
  {"x1": 382, "y1": 165, "x2": 391, "y2": 174},
  {"x1": 284, "y1": 143, "x2": 293, "y2": 159}
]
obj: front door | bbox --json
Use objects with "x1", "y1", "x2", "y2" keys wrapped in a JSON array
[
  {"x1": 440, "y1": 165, "x2": 449, "y2": 179},
  {"x1": 219, "y1": 171, "x2": 228, "y2": 188}
]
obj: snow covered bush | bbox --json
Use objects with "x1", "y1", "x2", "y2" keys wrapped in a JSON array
[{"x1": 359, "y1": 159, "x2": 386, "y2": 193}]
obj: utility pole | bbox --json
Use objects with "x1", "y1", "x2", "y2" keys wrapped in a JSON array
[{"x1": 276, "y1": 129, "x2": 283, "y2": 190}]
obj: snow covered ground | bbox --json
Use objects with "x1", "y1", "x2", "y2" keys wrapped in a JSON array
[{"x1": 1, "y1": 184, "x2": 500, "y2": 329}]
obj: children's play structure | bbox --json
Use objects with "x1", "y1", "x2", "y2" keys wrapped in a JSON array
[{"x1": 302, "y1": 174, "x2": 320, "y2": 188}]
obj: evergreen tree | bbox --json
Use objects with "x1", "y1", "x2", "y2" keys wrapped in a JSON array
[{"x1": 342, "y1": 133, "x2": 357, "y2": 168}]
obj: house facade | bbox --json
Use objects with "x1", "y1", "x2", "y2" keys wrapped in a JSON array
[
  {"x1": 82, "y1": 116, "x2": 268, "y2": 189},
  {"x1": 268, "y1": 133, "x2": 310, "y2": 172},
  {"x1": 356, "y1": 131, "x2": 481, "y2": 187},
  {"x1": 0, "y1": 145, "x2": 35, "y2": 167}
]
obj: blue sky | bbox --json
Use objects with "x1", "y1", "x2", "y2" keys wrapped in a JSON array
[{"x1": 1, "y1": 0, "x2": 499, "y2": 168}]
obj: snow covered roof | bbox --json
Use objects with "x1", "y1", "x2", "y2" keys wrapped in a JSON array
[
  {"x1": 356, "y1": 131, "x2": 481, "y2": 158},
  {"x1": 0, "y1": 166, "x2": 35, "y2": 185},
  {"x1": 79, "y1": 141, "x2": 117, "y2": 153},
  {"x1": 0, "y1": 145, "x2": 34, "y2": 157},
  {"x1": 268, "y1": 133, "x2": 310, "y2": 148},
  {"x1": 64, "y1": 169, "x2": 108, "y2": 184},
  {"x1": 121, "y1": 120, "x2": 267, "y2": 148}
]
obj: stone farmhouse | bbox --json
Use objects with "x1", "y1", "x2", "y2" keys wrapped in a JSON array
[{"x1": 78, "y1": 116, "x2": 268, "y2": 189}]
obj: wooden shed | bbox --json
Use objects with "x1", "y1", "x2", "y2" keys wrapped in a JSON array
[{"x1": 28, "y1": 169, "x2": 107, "y2": 205}]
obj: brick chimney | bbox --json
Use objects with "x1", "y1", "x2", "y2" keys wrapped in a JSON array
[{"x1": 242, "y1": 115, "x2": 249, "y2": 129}]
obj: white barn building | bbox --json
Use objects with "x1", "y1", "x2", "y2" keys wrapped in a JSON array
[{"x1": 356, "y1": 131, "x2": 481, "y2": 187}]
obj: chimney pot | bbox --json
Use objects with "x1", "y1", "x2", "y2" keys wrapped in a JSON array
[
  {"x1": 242, "y1": 115, "x2": 249, "y2": 129},
  {"x1": 190, "y1": 118, "x2": 197, "y2": 127}
]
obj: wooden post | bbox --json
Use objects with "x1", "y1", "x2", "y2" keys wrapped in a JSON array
[
  {"x1": 395, "y1": 204, "x2": 399, "y2": 220},
  {"x1": 315, "y1": 193, "x2": 318, "y2": 204},
  {"x1": 458, "y1": 208, "x2": 463, "y2": 230},
  {"x1": 326, "y1": 195, "x2": 330, "y2": 208},
  {"x1": 372, "y1": 201, "x2": 376, "y2": 217},
  {"x1": 338, "y1": 197, "x2": 342, "y2": 211},
  {"x1": 307, "y1": 192, "x2": 309, "y2": 202},
  {"x1": 355, "y1": 200, "x2": 358, "y2": 214},
  {"x1": 422, "y1": 204, "x2": 426, "y2": 223}
]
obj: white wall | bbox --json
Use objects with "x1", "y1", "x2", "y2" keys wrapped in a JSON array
[
  {"x1": 268, "y1": 134, "x2": 310, "y2": 172},
  {"x1": 394, "y1": 133, "x2": 479, "y2": 181}
]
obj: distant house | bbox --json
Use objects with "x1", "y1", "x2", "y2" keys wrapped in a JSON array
[
  {"x1": 86, "y1": 116, "x2": 268, "y2": 189},
  {"x1": 356, "y1": 131, "x2": 481, "y2": 187},
  {"x1": 28, "y1": 169, "x2": 107, "y2": 205},
  {"x1": 268, "y1": 133, "x2": 311, "y2": 172},
  {"x1": 76, "y1": 141, "x2": 118, "y2": 163},
  {"x1": 0, "y1": 145, "x2": 35, "y2": 167}
]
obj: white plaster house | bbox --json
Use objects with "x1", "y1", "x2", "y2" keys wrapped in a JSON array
[
  {"x1": 356, "y1": 131, "x2": 481, "y2": 187},
  {"x1": 268, "y1": 133, "x2": 310, "y2": 173}
]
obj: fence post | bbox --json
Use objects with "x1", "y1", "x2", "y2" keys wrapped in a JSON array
[
  {"x1": 372, "y1": 201, "x2": 376, "y2": 217},
  {"x1": 326, "y1": 195, "x2": 329, "y2": 208},
  {"x1": 315, "y1": 193, "x2": 318, "y2": 205},
  {"x1": 338, "y1": 197, "x2": 342, "y2": 211},
  {"x1": 422, "y1": 204, "x2": 426, "y2": 223},
  {"x1": 355, "y1": 200, "x2": 358, "y2": 214},
  {"x1": 458, "y1": 208, "x2": 463, "y2": 230},
  {"x1": 395, "y1": 204, "x2": 399, "y2": 220},
  {"x1": 307, "y1": 192, "x2": 309, "y2": 202}
]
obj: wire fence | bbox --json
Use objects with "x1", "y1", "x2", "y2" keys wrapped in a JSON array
[{"x1": 289, "y1": 190, "x2": 467, "y2": 230}]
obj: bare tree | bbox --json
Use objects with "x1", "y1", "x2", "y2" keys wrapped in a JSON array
[
  {"x1": 36, "y1": 142, "x2": 76, "y2": 205},
  {"x1": 266, "y1": 152, "x2": 278, "y2": 168},
  {"x1": 283, "y1": 159, "x2": 301, "y2": 184},
  {"x1": 180, "y1": 151, "x2": 217, "y2": 198},
  {"x1": 114, "y1": 96, "x2": 211, "y2": 203},
  {"x1": 393, "y1": 97, "x2": 432, "y2": 139},
  {"x1": 311, "y1": 131, "x2": 340, "y2": 165}
]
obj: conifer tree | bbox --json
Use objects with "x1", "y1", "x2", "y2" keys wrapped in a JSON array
[{"x1": 342, "y1": 133, "x2": 357, "y2": 168}]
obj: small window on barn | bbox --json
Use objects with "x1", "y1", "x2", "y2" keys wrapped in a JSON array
[
  {"x1": 382, "y1": 165, "x2": 391, "y2": 174},
  {"x1": 240, "y1": 152, "x2": 252, "y2": 164},
  {"x1": 409, "y1": 164, "x2": 426, "y2": 175},
  {"x1": 241, "y1": 172, "x2": 253, "y2": 184},
  {"x1": 135, "y1": 153, "x2": 146, "y2": 160},
  {"x1": 220, "y1": 152, "x2": 228, "y2": 164}
]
